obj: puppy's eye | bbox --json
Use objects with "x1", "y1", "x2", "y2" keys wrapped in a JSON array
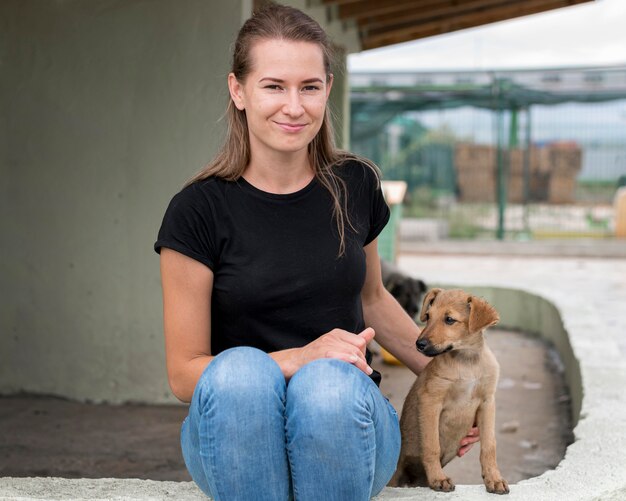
[{"x1": 445, "y1": 316, "x2": 456, "y2": 325}]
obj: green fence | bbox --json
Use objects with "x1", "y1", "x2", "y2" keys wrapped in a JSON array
[{"x1": 350, "y1": 67, "x2": 626, "y2": 240}]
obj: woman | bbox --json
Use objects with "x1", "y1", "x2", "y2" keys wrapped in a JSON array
[{"x1": 155, "y1": 4, "x2": 478, "y2": 500}]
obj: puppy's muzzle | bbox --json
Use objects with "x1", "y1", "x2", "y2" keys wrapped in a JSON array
[{"x1": 416, "y1": 338, "x2": 453, "y2": 357}]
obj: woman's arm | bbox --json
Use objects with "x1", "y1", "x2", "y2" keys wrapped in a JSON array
[
  {"x1": 160, "y1": 248, "x2": 375, "y2": 402},
  {"x1": 360, "y1": 239, "x2": 431, "y2": 376},
  {"x1": 361, "y1": 239, "x2": 480, "y2": 454},
  {"x1": 160, "y1": 248, "x2": 215, "y2": 403}
]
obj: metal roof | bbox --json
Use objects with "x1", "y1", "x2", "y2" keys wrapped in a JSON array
[{"x1": 351, "y1": 66, "x2": 626, "y2": 113}]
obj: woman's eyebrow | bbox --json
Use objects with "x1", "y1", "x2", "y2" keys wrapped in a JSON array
[{"x1": 259, "y1": 77, "x2": 324, "y2": 84}]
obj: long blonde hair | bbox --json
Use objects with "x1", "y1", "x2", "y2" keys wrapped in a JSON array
[{"x1": 186, "y1": 2, "x2": 380, "y2": 256}]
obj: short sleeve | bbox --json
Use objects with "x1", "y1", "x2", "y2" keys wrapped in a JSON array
[
  {"x1": 154, "y1": 184, "x2": 217, "y2": 270},
  {"x1": 363, "y1": 166, "x2": 390, "y2": 246}
]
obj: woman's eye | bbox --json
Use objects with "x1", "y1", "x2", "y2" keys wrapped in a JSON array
[
  {"x1": 445, "y1": 316, "x2": 456, "y2": 325},
  {"x1": 264, "y1": 84, "x2": 282, "y2": 90},
  {"x1": 302, "y1": 85, "x2": 320, "y2": 92}
]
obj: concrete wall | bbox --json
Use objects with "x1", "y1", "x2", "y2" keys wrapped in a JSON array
[
  {"x1": 0, "y1": 0, "x2": 358, "y2": 404},
  {"x1": 0, "y1": 0, "x2": 247, "y2": 403}
]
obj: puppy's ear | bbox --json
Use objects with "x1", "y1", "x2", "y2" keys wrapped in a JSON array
[
  {"x1": 420, "y1": 288, "x2": 442, "y2": 322},
  {"x1": 467, "y1": 296, "x2": 499, "y2": 333}
]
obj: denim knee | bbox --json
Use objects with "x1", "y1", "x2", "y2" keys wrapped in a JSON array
[
  {"x1": 287, "y1": 358, "x2": 375, "y2": 418},
  {"x1": 192, "y1": 346, "x2": 286, "y2": 413},
  {"x1": 183, "y1": 347, "x2": 291, "y2": 501},
  {"x1": 285, "y1": 358, "x2": 398, "y2": 500}
]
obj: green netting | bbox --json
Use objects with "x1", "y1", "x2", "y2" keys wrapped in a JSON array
[{"x1": 349, "y1": 67, "x2": 626, "y2": 240}]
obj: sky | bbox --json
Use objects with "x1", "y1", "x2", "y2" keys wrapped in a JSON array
[{"x1": 348, "y1": 0, "x2": 626, "y2": 72}]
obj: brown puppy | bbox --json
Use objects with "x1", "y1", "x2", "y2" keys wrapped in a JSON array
[{"x1": 389, "y1": 288, "x2": 509, "y2": 495}]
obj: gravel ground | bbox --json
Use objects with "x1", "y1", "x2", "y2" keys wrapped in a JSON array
[{"x1": 0, "y1": 329, "x2": 572, "y2": 487}]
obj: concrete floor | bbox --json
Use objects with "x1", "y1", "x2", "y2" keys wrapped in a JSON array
[{"x1": 2, "y1": 243, "x2": 626, "y2": 500}]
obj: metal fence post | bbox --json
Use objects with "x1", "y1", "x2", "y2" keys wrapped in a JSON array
[{"x1": 494, "y1": 78, "x2": 508, "y2": 240}]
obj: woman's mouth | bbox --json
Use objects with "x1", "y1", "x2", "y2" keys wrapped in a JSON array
[{"x1": 274, "y1": 122, "x2": 307, "y2": 133}]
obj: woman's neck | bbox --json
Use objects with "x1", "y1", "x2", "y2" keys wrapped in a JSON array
[{"x1": 243, "y1": 151, "x2": 314, "y2": 195}]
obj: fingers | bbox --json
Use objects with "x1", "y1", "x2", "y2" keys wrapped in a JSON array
[
  {"x1": 325, "y1": 327, "x2": 375, "y2": 375},
  {"x1": 457, "y1": 443, "x2": 472, "y2": 457},
  {"x1": 358, "y1": 327, "x2": 375, "y2": 343},
  {"x1": 326, "y1": 350, "x2": 374, "y2": 376},
  {"x1": 339, "y1": 327, "x2": 375, "y2": 354},
  {"x1": 457, "y1": 427, "x2": 481, "y2": 457},
  {"x1": 300, "y1": 327, "x2": 376, "y2": 376}
]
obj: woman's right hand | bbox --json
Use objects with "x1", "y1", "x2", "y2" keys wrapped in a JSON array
[{"x1": 297, "y1": 327, "x2": 375, "y2": 376}]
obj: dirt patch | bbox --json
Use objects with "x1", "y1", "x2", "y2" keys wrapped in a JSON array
[
  {"x1": 0, "y1": 397, "x2": 190, "y2": 481},
  {"x1": 0, "y1": 329, "x2": 572, "y2": 486}
]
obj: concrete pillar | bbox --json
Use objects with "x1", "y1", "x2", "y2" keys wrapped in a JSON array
[
  {"x1": 0, "y1": 0, "x2": 245, "y2": 403},
  {"x1": 329, "y1": 46, "x2": 351, "y2": 149}
]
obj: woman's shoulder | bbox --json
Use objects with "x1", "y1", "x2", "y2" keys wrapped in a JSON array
[
  {"x1": 170, "y1": 176, "x2": 232, "y2": 207},
  {"x1": 332, "y1": 154, "x2": 382, "y2": 187}
]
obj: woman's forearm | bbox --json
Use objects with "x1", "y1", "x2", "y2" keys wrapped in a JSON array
[{"x1": 363, "y1": 288, "x2": 430, "y2": 376}]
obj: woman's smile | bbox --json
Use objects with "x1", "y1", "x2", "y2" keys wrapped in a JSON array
[{"x1": 273, "y1": 121, "x2": 308, "y2": 133}]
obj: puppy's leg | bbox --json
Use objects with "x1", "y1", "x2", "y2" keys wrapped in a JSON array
[
  {"x1": 419, "y1": 398, "x2": 455, "y2": 492},
  {"x1": 388, "y1": 454, "x2": 428, "y2": 488},
  {"x1": 390, "y1": 383, "x2": 429, "y2": 488},
  {"x1": 477, "y1": 397, "x2": 509, "y2": 494}
]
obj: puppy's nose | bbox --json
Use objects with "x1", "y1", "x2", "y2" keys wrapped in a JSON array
[{"x1": 416, "y1": 338, "x2": 428, "y2": 352}]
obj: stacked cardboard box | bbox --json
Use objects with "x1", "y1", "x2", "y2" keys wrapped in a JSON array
[
  {"x1": 546, "y1": 142, "x2": 582, "y2": 203},
  {"x1": 454, "y1": 144, "x2": 496, "y2": 202},
  {"x1": 454, "y1": 142, "x2": 581, "y2": 204},
  {"x1": 508, "y1": 148, "x2": 553, "y2": 203}
]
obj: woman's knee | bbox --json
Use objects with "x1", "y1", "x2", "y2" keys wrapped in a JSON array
[
  {"x1": 193, "y1": 347, "x2": 285, "y2": 411},
  {"x1": 287, "y1": 358, "x2": 374, "y2": 417}
]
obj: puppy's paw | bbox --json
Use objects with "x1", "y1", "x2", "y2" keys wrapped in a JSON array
[
  {"x1": 484, "y1": 476, "x2": 509, "y2": 495},
  {"x1": 429, "y1": 476, "x2": 455, "y2": 492}
]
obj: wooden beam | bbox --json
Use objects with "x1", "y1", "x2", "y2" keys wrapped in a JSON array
[
  {"x1": 362, "y1": 0, "x2": 592, "y2": 50},
  {"x1": 358, "y1": 0, "x2": 521, "y2": 32},
  {"x1": 338, "y1": 0, "x2": 438, "y2": 20},
  {"x1": 321, "y1": 0, "x2": 362, "y2": 5}
]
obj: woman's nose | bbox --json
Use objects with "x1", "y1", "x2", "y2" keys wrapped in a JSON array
[{"x1": 282, "y1": 90, "x2": 305, "y2": 116}]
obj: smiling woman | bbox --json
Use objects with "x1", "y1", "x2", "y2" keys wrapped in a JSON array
[{"x1": 153, "y1": 3, "x2": 477, "y2": 501}]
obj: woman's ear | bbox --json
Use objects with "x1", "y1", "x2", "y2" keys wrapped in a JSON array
[
  {"x1": 326, "y1": 73, "x2": 334, "y2": 99},
  {"x1": 228, "y1": 73, "x2": 246, "y2": 110}
]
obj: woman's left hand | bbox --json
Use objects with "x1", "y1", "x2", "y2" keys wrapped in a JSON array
[{"x1": 457, "y1": 426, "x2": 480, "y2": 457}]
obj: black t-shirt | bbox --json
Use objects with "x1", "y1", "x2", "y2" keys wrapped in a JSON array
[{"x1": 154, "y1": 159, "x2": 390, "y2": 383}]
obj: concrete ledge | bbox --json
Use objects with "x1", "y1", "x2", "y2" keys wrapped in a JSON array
[
  {"x1": 2, "y1": 257, "x2": 626, "y2": 500},
  {"x1": 400, "y1": 239, "x2": 626, "y2": 259}
]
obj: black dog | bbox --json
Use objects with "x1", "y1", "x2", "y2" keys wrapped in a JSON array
[{"x1": 380, "y1": 259, "x2": 427, "y2": 320}]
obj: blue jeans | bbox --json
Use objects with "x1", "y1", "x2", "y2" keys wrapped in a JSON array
[{"x1": 180, "y1": 347, "x2": 401, "y2": 501}]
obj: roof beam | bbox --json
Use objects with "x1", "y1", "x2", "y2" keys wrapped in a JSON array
[
  {"x1": 358, "y1": 0, "x2": 522, "y2": 32},
  {"x1": 361, "y1": 0, "x2": 592, "y2": 50}
]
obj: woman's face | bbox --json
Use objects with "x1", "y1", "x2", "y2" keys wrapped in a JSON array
[{"x1": 228, "y1": 39, "x2": 332, "y2": 163}]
